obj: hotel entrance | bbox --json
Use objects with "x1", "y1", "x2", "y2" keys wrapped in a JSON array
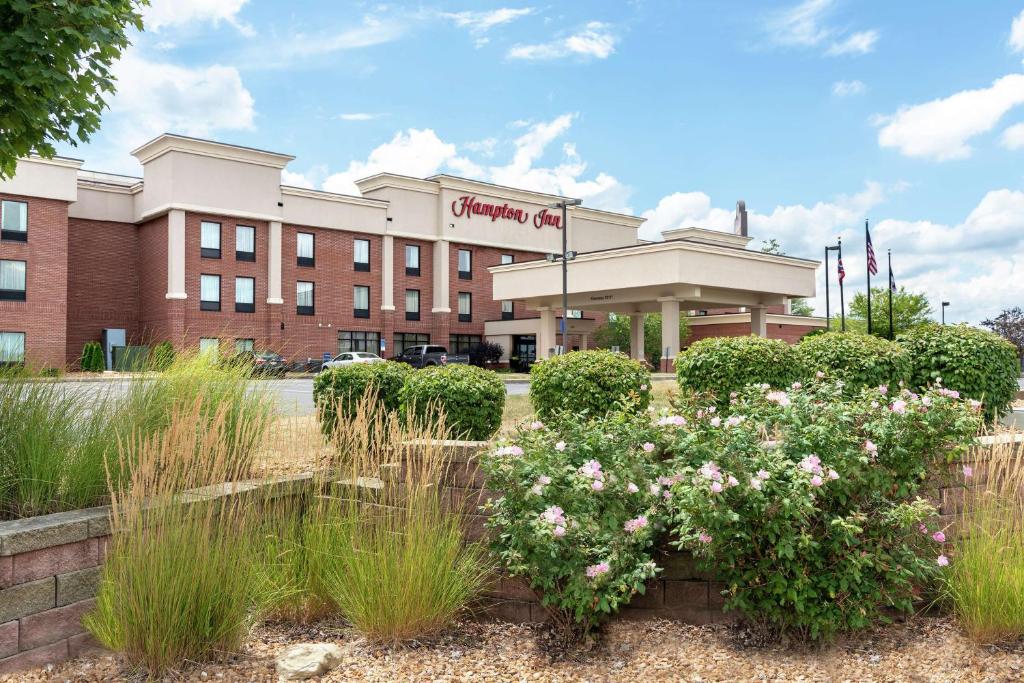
[{"x1": 511, "y1": 335, "x2": 536, "y2": 373}]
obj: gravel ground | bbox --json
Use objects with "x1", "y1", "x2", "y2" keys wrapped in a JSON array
[{"x1": 8, "y1": 616, "x2": 1023, "y2": 682}]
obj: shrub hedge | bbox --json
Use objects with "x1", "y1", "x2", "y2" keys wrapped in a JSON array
[
  {"x1": 898, "y1": 324, "x2": 1019, "y2": 421},
  {"x1": 79, "y1": 341, "x2": 105, "y2": 372},
  {"x1": 795, "y1": 332, "x2": 910, "y2": 393},
  {"x1": 313, "y1": 362, "x2": 412, "y2": 437},
  {"x1": 529, "y1": 350, "x2": 651, "y2": 423},
  {"x1": 675, "y1": 336, "x2": 795, "y2": 407},
  {"x1": 400, "y1": 364, "x2": 505, "y2": 441}
]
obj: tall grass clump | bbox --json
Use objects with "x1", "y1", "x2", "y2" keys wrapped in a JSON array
[
  {"x1": 944, "y1": 435, "x2": 1024, "y2": 642},
  {"x1": 85, "y1": 400, "x2": 272, "y2": 676}
]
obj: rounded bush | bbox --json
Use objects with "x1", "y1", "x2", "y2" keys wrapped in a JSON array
[
  {"x1": 313, "y1": 362, "x2": 412, "y2": 437},
  {"x1": 529, "y1": 350, "x2": 651, "y2": 423},
  {"x1": 795, "y1": 332, "x2": 910, "y2": 394},
  {"x1": 400, "y1": 364, "x2": 505, "y2": 441},
  {"x1": 79, "y1": 341, "x2": 105, "y2": 372},
  {"x1": 898, "y1": 324, "x2": 1019, "y2": 421},
  {"x1": 675, "y1": 336, "x2": 796, "y2": 406}
]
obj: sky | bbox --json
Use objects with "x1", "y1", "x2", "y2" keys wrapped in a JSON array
[{"x1": 55, "y1": 0, "x2": 1024, "y2": 324}]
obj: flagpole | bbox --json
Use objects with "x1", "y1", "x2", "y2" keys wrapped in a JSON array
[
  {"x1": 865, "y1": 219, "x2": 872, "y2": 335},
  {"x1": 887, "y1": 249, "x2": 894, "y2": 340},
  {"x1": 824, "y1": 246, "x2": 831, "y2": 330},
  {"x1": 838, "y1": 237, "x2": 846, "y2": 332}
]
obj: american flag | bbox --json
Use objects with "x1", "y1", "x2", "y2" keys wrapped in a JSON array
[
  {"x1": 866, "y1": 228, "x2": 878, "y2": 276},
  {"x1": 838, "y1": 257, "x2": 845, "y2": 283}
]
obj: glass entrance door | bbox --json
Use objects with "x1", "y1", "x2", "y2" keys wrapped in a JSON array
[{"x1": 512, "y1": 335, "x2": 536, "y2": 373}]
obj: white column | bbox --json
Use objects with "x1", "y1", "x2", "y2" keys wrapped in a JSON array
[
  {"x1": 783, "y1": 298, "x2": 792, "y2": 314},
  {"x1": 659, "y1": 298, "x2": 681, "y2": 370},
  {"x1": 579, "y1": 333, "x2": 589, "y2": 351},
  {"x1": 381, "y1": 234, "x2": 395, "y2": 311},
  {"x1": 630, "y1": 314, "x2": 645, "y2": 360},
  {"x1": 751, "y1": 306, "x2": 767, "y2": 337},
  {"x1": 165, "y1": 209, "x2": 186, "y2": 299},
  {"x1": 538, "y1": 308, "x2": 557, "y2": 359},
  {"x1": 432, "y1": 239, "x2": 451, "y2": 312},
  {"x1": 267, "y1": 221, "x2": 283, "y2": 304}
]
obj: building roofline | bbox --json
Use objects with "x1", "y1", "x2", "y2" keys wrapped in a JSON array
[
  {"x1": 131, "y1": 133, "x2": 295, "y2": 168},
  {"x1": 281, "y1": 184, "x2": 390, "y2": 208}
]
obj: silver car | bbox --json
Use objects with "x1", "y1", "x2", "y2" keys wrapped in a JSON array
[{"x1": 321, "y1": 351, "x2": 385, "y2": 370}]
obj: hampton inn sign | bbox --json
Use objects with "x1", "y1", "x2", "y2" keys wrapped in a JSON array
[{"x1": 451, "y1": 194, "x2": 563, "y2": 229}]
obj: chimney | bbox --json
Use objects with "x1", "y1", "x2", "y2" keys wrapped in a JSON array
[{"x1": 733, "y1": 200, "x2": 748, "y2": 237}]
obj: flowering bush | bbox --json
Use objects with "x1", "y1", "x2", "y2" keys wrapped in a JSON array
[
  {"x1": 482, "y1": 409, "x2": 666, "y2": 639},
  {"x1": 675, "y1": 336, "x2": 796, "y2": 410},
  {"x1": 529, "y1": 350, "x2": 651, "y2": 424},
  {"x1": 795, "y1": 332, "x2": 910, "y2": 394},
  {"x1": 658, "y1": 378, "x2": 982, "y2": 640}
]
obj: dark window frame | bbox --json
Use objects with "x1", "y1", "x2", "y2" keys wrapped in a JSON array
[
  {"x1": 457, "y1": 249, "x2": 472, "y2": 280},
  {"x1": 200, "y1": 221, "x2": 222, "y2": 259},
  {"x1": 1, "y1": 199, "x2": 28, "y2": 242},
  {"x1": 235, "y1": 338, "x2": 255, "y2": 353},
  {"x1": 353, "y1": 285, "x2": 370, "y2": 319},
  {"x1": 405, "y1": 288, "x2": 420, "y2": 321},
  {"x1": 0, "y1": 330, "x2": 26, "y2": 365},
  {"x1": 354, "y1": 238, "x2": 371, "y2": 272},
  {"x1": 448, "y1": 334, "x2": 482, "y2": 354},
  {"x1": 297, "y1": 232, "x2": 315, "y2": 267},
  {"x1": 458, "y1": 291, "x2": 472, "y2": 323},
  {"x1": 394, "y1": 332, "x2": 430, "y2": 356},
  {"x1": 0, "y1": 259, "x2": 26, "y2": 301},
  {"x1": 296, "y1": 281, "x2": 315, "y2": 316},
  {"x1": 405, "y1": 244, "x2": 421, "y2": 276},
  {"x1": 235, "y1": 224, "x2": 256, "y2": 262},
  {"x1": 501, "y1": 300, "x2": 514, "y2": 321},
  {"x1": 199, "y1": 273, "x2": 221, "y2": 311},
  {"x1": 500, "y1": 254, "x2": 514, "y2": 265},
  {"x1": 338, "y1": 330, "x2": 381, "y2": 354},
  {"x1": 234, "y1": 276, "x2": 255, "y2": 313}
]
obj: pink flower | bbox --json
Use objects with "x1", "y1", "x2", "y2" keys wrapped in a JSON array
[
  {"x1": 810, "y1": 475, "x2": 823, "y2": 487},
  {"x1": 642, "y1": 442, "x2": 655, "y2": 453},
  {"x1": 530, "y1": 484, "x2": 544, "y2": 495},
  {"x1": 710, "y1": 481, "x2": 723, "y2": 493},
  {"x1": 757, "y1": 469, "x2": 770, "y2": 480},
  {"x1": 864, "y1": 440, "x2": 877, "y2": 454},
  {"x1": 529, "y1": 420, "x2": 545, "y2": 430},
  {"x1": 541, "y1": 506, "x2": 566, "y2": 525},
  {"x1": 672, "y1": 415, "x2": 686, "y2": 426},
  {"x1": 750, "y1": 478, "x2": 763, "y2": 491},
  {"x1": 937, "y1": 387, "x2": 960, "y2": 399},
  {"x1": 707, "y1": 406, "x2": 717, "y2": 414},
  {"x1": 962, "y1": 464, "x2": 973, "y2": 479},
  {"x1": 586, "y1": 562, "x2": 610, "y2": 578},
  {"x1": 627, "y1": 482, "x2": 639, "y2": 494},
  {"x1": 799, "y1": 455, "x2": 822, "y2": 474},
  {"x1": 727, "y1": 475, "x2": 739, "y2": 487},
  {"x1": 791, "y1": 381, "x2": 802, "y2": 390},
  {"x1": 649, "y1": 483, "x2": 661, "y2": 495},
  {"x1": 553, "y1": 525, "x2": 566, "y2": 538},
  {"x1": 932, "y1": 531, "x2": 946, "y2": 543},
  {"x1": 494, "y1": 445, "x2": 524, "y2": 457},
  {"x1": 640, "y1": 384, "x2": 648, "y2": 391},
  {"x1": 890, "y1": 400, "x2": 907, "y2": 414},
  {"x1": 579, "y1": 460, "x2": 604, "y2": 479},
  {"x1": 968, "y1": 399, "x2": 982, "y2": 412},
  {"x1": 766, "y1": 391, "x2": 791, "y2": 407},
  {"x1": 729, "y1": 392, "x2": 738, "y2": 399},
  {"x1": 815, "y1": 370, "x2": 825, "y2": 379},
  {"x1": 554, "y1": 441, "x2": 566, "y2": 452},
  {"x1": 662, "y1": 490, "x2": 672, "y2": 500},
  {"x1": 700, "y1": 462, "x2": 722, "y2": 481},
  {"x1": 937, "y1": 554, "x2": 949, "y2": 567},
  {"x1": 624, "y1": 515, "x2": 649, "y2": 533},
  {"x1": 918, "y1": 523, "x2": 928, "y2": 534},
  {"x1": 591, "y1": 480, "x2": 604, "y2": 491},
  {"x1": 698, "y1": 532, "x2": 713, "y2": 543},
  {"x1": 878, "y1": 385, "x2": 888, "y2": 395},
  {"x1": 710, "y1": 417, "x2": 722, "y2": 427},
  {"x1": 828, "y1": 469, "x2": 840, "y2": 481},
  {"x1": 538, "y1": 475, "x2": 552, "y2": 485}
]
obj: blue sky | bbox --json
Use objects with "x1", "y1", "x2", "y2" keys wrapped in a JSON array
[{"x1": 58, "y1": 1, "x2": 1024, "y2": 323}]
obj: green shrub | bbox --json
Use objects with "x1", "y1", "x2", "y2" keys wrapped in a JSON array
[
  {"x1": 675, "y1": 336, "x2": 796, "y2": 408},
  {"x1": 899, "y1": 324, "x2": 1019, "y2": 421},
  {"x1": 482, "y1": 410, "x2": 666, "y2": 641},
  {"x1": 795, "y1": 332, "x2": 910, "y2": 393},
  {"x1": 79, "y1": 341, "x2": 105, "y2": 372},
  {"x1": 400, "y1": 364, "x2": 504, "y2": 441},
  {"x1": 313, "y1": 362, "x2": 412, "y2": 438},
  {"x1": 661, "y1": 381, "x2": 981, "y2": 641},
  {"x1": 529, "y1": 350, "x2": 651, "y2": 423},
  {"x1": 149, "y1": 340, "x2": 175, "y2": 371}
]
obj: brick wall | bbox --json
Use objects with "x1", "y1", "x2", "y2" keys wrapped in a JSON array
[
  {"x1": 0, "y1": 193, "x2": 69, "y2": 369},
  {"x1": 65, "y1": 218, "x2": 140, "y2": 367},
  {"x1": 137, "y1": 215, "x2": 176, "y2": 345},
  {"x1": 392, "y1": 237, "x2": 434, "y2": 351}
]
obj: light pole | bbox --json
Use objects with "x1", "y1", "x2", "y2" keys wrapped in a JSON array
[
  {"x1": 547, "y1": 198, "x2": 583, "y2": 353},
  {"x1": 941, "y1": 301, "x2": 950, "y2": 325}
]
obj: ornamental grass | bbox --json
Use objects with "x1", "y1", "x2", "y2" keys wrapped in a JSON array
[{"x1": 944, "y1": 434, "x2": 1024, "y2": 642}]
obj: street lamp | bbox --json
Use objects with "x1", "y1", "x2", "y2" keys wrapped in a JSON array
[
  {"x1": 941, "y1": 301, "x2": 950, "y2": 325},
  {"x1": 547, "y1": 198, "x2": 583, "y2": 353}
]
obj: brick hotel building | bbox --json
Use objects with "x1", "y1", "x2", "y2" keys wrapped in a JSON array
[{"x1": 0, "y1": 134, "x2": 822, "y2": 370}]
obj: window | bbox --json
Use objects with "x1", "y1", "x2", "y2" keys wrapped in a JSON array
[
  {"x1": 1, "y1": 200, "x2": 27, "y2": 241},
  {"x1": 394, "y1": 332, "x2": 429, "y2": 356},
  {"x1": 501, "y1": 300, "x2": 514, "y2": 320},
  {"x1": 405, "y1": 244, "x2": 420, "y2": 276},
  {"x1": 338, "y1": 330, "x2": 380, "y2": 354},
  {"x1": 566, "y1": 309, "x2": 583, "y2": 319},
  {"x1": 354, "y1": 239, "x2": 370, "y2": 272},
  {"x1": 353, "y1": 285, "x2": 370, "y2": 318},
  {"x1": 0, "y1": 260, "x2": 26, "y2": 301},
  {"x1": 297, "y1": 232, "x2": 314, "y2": 267},
  {"x1": 200, "y1": 274, "x2": 221, "y2": 311},
  {"x1": 199, "y1": 338, "x2": 219, "y2": 355},
  {"x1": 235, "y1": 338, "x2": 254, "y2": 353},
  {"x1": 405, "y1": 289, "x2": 420, "y2": 321},
  {"x1": 458, "y1": 249, "x2": 472, "y2": 280},
  {"x1": 200, "y1": 221, "x2": 221, "y2": 258},
  {"x1": 236, "y1": 225, "x2": 255, "y2": 261},
  {"x1": 449, "y1": 334, "x2": 481, "y2": 354},
  {"x1": 500, "y1": 254, "x2": 514, "y2": 265},
  {"x1": 235, "y1": 276, "x2": 255, "y2": 313},
  {"x1": 458, "y1": 292, "x2": 472, "y2": 322},
  {"x1": 297, "y1": 281, "x2": 314, "y2": 315},
  {"x1": 0, "y1": 332, "x2": 25, "y2": 364}
]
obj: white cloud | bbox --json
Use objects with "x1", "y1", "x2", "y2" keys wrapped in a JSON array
[
  {"x1": 274, "y1": 15, "x2": 407, "y2": 62},
  {"x1": 1011, "y1": 9, "x2": 1024, "y2": 54},
  {"x1": 832, "y1": 79, "x2": 866, "y2": 96},
  {"x1": 1001, "y1": 122, "x2": 1024, "y2": 149},
  {"x1": 507, "y1": 21, "x2": 617, "y2": 60},
  {"x1": 338, "y1": 113, "x2": 387, "y2": 121},
  {"x1": 824, "y1": 30, "x2": 878, "y2": 56},
  {"x1": 765, "y1": 0, "x2": 879, "y2": 57},
  {"x1": 322, "y1": 129, "x2": 462, "y2": 195},
  {"x1": 144, "y1": 0, "x2": 253, "y2": 36},
  {"x1": 874, "y1": 74, "x2": 1024, "y2": 160},
  {"x1": 281, "y1": 170, "x2": 315, "y2": 189},
  {"x1": 443, "y1": 8, "x2": 534, "y2": 47}
]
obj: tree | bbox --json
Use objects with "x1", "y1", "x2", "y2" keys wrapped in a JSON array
[
  {"x1": 839, "y1": 287, "x2": 932, "y2": 337},
  {"x1": 759, "y1": 238, "x2": 783, "y2": 255},
  {"x1": 593, "y1": 313, "x2": 690, "y2": 368},
  {"x1": 789, "y1": 298, "x2": 815, "y2": 316},
  {"x1": 469, "y1": 341, "x2": 503, "y2": 367},
  {"x1": 0, "y1": 1, "x2": 146, "y2": 179},
  {"x1": 982, "y1": 307, "x2": 1024, "y2": 360}
]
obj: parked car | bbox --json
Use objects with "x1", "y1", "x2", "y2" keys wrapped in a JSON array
[
  {"x1": 321, "y1": 351, "x2": 385, "y2": 371},
  {"x1": 288, "y1": 358, "x2": 325, "y2": 373},
  {"x1": 392, "y1": 345, "x2": 470, "y2": 369},
  {"x1": 228, "y1": 350, "x2": 288, "y2": 377}
]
